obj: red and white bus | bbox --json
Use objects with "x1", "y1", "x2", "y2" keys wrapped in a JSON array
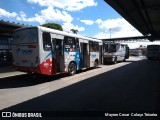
[{"x1": 12, "y1": 26, "x2": 102, "y2": 76}]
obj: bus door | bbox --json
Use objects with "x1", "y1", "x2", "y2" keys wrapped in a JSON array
[
  {"x1": 80, "y1": 42, "x2": 89, "y2": 68},
  {"x1": 125, "y1": 46, "x2": 129, "y2": 59},
  {"x1": 99, "y1": 45, "x2": 103, "y2": 64},
  {"x1": 52, "y1": 38, "x2": 64, "y2": 73}
]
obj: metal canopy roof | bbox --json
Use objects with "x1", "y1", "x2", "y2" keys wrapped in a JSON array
[
  {"x1": 102, "y1": 36, "x2": 149, "y2": 42},
  {"x1": 104, "y1": 0, "x2": 160, "y2": 41},
  {"x1": 0, "y1": 20, "x2": 25, "y2": 37}
]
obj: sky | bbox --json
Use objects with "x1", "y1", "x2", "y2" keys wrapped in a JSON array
[
  {"x1": 0, "y1": 0, "x2": 160, "y2": 48},
  {"x1": 0, "y1": 0, "x2": 143, "y2": 38}
]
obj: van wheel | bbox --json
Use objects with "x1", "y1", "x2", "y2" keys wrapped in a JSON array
[{"x1": 68, "y1": 62, "x2": 76, "y2": 76}]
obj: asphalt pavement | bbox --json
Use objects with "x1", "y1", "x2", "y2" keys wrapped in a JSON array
[{"x1": 0, "y1": 56, "x2": 159, "y2": 119}]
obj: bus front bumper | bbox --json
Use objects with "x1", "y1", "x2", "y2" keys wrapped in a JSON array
[{"x1": 103, "y1": 56, "x2": 116, "y2": 63}]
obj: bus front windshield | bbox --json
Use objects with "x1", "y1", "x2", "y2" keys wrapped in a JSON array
[
  {"x1": 14, "y1": 28, "x2": 38, "y2": 44},
  {"x1": 108, "y1": 44, "x2": 116, "y2": 52}
]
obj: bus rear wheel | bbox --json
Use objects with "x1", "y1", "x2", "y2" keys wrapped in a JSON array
[
  {"x1": 94, "y1": 60, "x2": 98, "y2": 68},
  {"x1": 68, "y1": 62, "x2": 77, "y2": 76},
  {"x1": 114, "y1": 57, "x2": 117, "y2": 64}
]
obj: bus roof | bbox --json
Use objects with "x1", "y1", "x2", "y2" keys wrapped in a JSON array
[
  {"x1": 38, "y1": 26, "x2": 102, "y2": 43},
  {"x1": 14, "y1": 26, "x2": 102, "y2": 43},
  {"x1": 147, "y1": 44, "x2": 160, "y2": 46}
]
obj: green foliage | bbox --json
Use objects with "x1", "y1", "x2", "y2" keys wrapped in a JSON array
[
  {"x1": 70, "y1": 29, "x2": 78, "y2": 34},
  {"x1": 42, "y1": 23, "x2": 63, "y2": 31}
]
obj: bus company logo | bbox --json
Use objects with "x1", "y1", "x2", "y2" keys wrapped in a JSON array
[
  {"x1": 16, "y1": 48, "x2": 33, "y2": 55},
  {"x1": 2, "y1": 112, "x2": 11, "y2": 117},
  {"x1": 91, "y1": 54, "x2": 96, "y2": 58},
  {"x1": 21, "y1": 50, "x2": 33, "y2": 55}
]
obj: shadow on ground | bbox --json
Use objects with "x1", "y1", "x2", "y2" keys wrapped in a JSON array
[
  {"x1": 0, "y1": 67, "x2": 100, "y2": 89},
  {"x1": 1, "y1": 59, "x2": 160, "y2": 120}
]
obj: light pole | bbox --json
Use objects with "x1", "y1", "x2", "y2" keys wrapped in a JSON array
[{"x1": 109, "y1": 28, "x2": 111, "y2": 38}]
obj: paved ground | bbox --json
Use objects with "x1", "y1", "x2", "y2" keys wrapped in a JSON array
[
  {"x1": 0, "y1": 56, "x2": 159, "y2": 119},
  {"x1": 0, "y1": 66, "x2": 25, "y2": 78}
]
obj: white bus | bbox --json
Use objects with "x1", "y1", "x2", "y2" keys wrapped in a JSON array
[
  {"x1": 103, "y1": 42, "x2": 129, "y2": 64},
  {"x1": 12, "y1": 26, "x2": 102, "y2": 76},
  {"x1": 146, "y1": 45, "x2": 160, "y2": 60}
]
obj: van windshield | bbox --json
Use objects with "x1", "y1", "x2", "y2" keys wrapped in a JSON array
[{"x1": 14, "y1": 28, "x2": 38, "y2": 44}]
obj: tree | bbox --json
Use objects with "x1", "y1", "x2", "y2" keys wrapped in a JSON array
[
  {"x1": 70, "y1": 29, "x2": 78, "y2": 34},
  {"x1": 42, "y1": 22, "x2": 63, "y2": 31}
]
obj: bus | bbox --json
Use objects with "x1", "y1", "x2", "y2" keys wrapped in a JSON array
[
  {"x1": 146, "y1": 45, "x2": 160, "y2": 60},
  {"x1": 103, "y1": 42, "x2": 129, "y2": 64},
  {"x1": 12, "y1": 26, "x2": 102, "y2": 76}
]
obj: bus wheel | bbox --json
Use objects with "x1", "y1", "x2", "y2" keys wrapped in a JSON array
[
  {"x1": 114, "y1": 57, "x2": 117, "y2": 64},
  {"x1": 68, "y1": 62, "x2": 76, "y2": 76},
  {"x1": 27, "y1": 72, "x2": 32, "y2": 75},
  {"x1": 27, "y1": 72, "x2": 33, "y2": 77},
  {"x1": 94, "y1": 61, "x2": 98, "y2": 68}
]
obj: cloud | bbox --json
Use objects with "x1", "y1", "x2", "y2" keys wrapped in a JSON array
[
  {"x1": 16, "y1": 7, "x2": 73, "y2": 24},
  {"x1": 80, "y1": 20, "x2": 94, "y2": 25},
  {"x1": 95, "y1": 18, "x2": 142, "y2": 39},
  {"x1": 40, "y1": 7, "x2": 73, "y2": 23},
  {"x1": 0, "y1": 8, "x2": 17, "y2": 17},
  {"x1": 95, "y1": 30, "x2": 142, "y2": 39},
  {"x1": 16, "y1": 11, "x2": 46, "y2": 24},
  {"x1": 94, "y1": 32, "x2": 110, "y2": 39},
  {"x1": 95, "y1": 18, "x2": 127, "y2": 30},
  {"x1": 95, "y1": 19, "x2": 103, "y2": 24},
  {"x1": 62, "y1": 22, "x2": 85, "y2": 32},
  {"x1": 27, "y1": 0, "x2": 97, "y2": 11}
]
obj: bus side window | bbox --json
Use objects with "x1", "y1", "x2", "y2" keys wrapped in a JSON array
[
  {"x1": 75, "y1": 38, "x2": 80, "y2": 51},
  {"x1": 89, "y1": 41, "x2": 94, "y2": 52},
  {"x1": 105, "y1": 43, "x2": 108, "y2": 52},
  {"x1": 56, "y1": 40, "x2": 63, "y2": 55},
  {"x1": 64, "y1": 36, "x2": 76, "y2": 52},
  {"x1": 94, "y1": 42, "x2": 99, "y2": 52},
  {"x1": 121, "y1": 45, "x2": 125, "y2": 51},
  {"x1": 43, "y1": 32, "x2": 51, "y2": 51},
  {"x1": 90, "y1": 41, "x2": 99, "y2": 52},
  {"x1": 110, "y1": 45, "x2": 116, "y2": 52}
]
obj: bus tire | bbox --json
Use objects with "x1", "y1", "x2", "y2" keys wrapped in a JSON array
[
  {"x1": 68, "y1": 62, "x2": 77, "y2": 76},
  {"x1": 94, "y1": 60, "x2": 98, "y2": 68},
  {"x1": 114, "y1": 57, "x2": 117, "y2": 63},
  {"x1": 27, "y1": 72, "x2": 33, "y2": 77},
  {"x1": 27, "y1": 72, "x2": 32, "y2": 75}
]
